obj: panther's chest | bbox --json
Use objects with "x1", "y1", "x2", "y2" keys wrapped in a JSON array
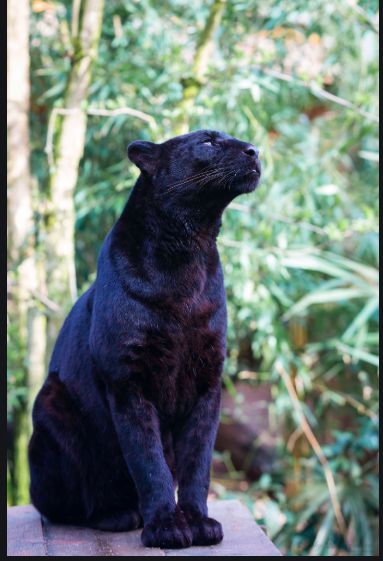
[{"x1": 140, "y1": 298, "x2": 226, "y2": 416}]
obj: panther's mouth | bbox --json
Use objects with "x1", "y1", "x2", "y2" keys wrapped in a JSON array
[
  {"x1": 243, "y1": 166, "x2": 261, "y2": 180},
  {"x1": 239, "y1": 163, "x2": 261, "y2": 192},
  {"x1": 251, "y1": 160, "x2": 261, "y2": 176}
]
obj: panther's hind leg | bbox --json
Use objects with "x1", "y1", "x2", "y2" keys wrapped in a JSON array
[
  {"x1": 29, "y1": 424, "x2": 87, "y2": 524},
  {"x1": 28, "y1": 372, "x2": 93, "y2": 524},
  {"x1": 29, "y1": 372, "x2": 140, "y2": 529},
  {"x1": 88, "y1": 509, "x2": 143, "y2": 532}
]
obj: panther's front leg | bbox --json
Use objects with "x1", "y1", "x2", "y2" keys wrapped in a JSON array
[
  {"x1": 107, "y1": 384, "x2": 192, "y2": 549},
  {"x1": 174, "y1": 385, "x2": 224, "y2": 546}
]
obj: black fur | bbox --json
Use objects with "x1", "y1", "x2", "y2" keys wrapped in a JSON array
[{"x1": 28, "y1": 130, "x2": 261, "y2": 549}]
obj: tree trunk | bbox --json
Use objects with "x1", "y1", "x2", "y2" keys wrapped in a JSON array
[
  {"x1": 45, "y1": 0, "x2": 104, "y2": 355},
  {"x1": 7, "y1": 0, "x2": 47, "y2": 504},
  {"x1": 174, "y1": 0, "x2": 227, "y2": 135}
]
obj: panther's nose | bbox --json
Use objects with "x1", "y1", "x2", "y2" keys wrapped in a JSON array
[{"x1": 243, "y1": 145, "x2": 260, "y2": 158}]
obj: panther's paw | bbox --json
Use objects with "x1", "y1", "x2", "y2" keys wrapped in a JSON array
[
  {"x1": 179, "y1": 505, "x2": 223, "y2": 546},
  {"x1": 188, "y1": 516, "x2": 223, "y2": 546},
  {"x1": 141, "y1": 508, "x2": 192, "y2": 549}
]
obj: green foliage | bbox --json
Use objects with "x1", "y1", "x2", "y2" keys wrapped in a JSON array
[{"x1": 8, "y1": 0, "x2": 378, "y2": 554}]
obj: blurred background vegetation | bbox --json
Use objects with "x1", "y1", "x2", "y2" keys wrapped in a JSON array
[{"x1": 7, "y1": 0, "x2": 379, "y2": 556}]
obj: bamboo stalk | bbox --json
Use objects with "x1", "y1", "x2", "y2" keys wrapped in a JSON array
[
  {"x1": 45, "y1": 0, "x2": 104, "y2": 356},
  {"x1": 174, "y1": 0, "x2": 227, "y2": 135},
  {"x1": 7, "y1": 0, "x2": 47, "y2": 504}
]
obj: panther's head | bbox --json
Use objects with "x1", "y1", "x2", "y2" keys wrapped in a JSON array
[{"x1": 127, "y1": 129, "x2": 261, "y2": 208}]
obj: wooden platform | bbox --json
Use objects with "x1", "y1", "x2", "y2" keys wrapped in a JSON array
[{"x1": 7, "y1": 499, "x2": 281, "y2": 556}]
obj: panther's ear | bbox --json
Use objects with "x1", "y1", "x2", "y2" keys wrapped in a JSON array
[{"x1": 127, "y1": 141, "x2": 160, "y2": 175}]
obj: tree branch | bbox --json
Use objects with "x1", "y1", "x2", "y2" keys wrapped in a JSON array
[
  {"x1": 345, "y1": 0, "x2": 379, "y2": 34},
  {"x1": 252, "y1": 65, "x2": 379, "y2": 124},
  {"x1": 228, "y1": 203, "x2": 329, "y2": 236},
  {"x1": 45, "y1": 106, "x2": 157, "y2": 170}
]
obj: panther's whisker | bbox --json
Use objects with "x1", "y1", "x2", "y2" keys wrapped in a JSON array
[
  {"x1": 194, "y1": 169, "x2": 231, "y2": 193},
  {"x1": 194, "y1": 166, "x2": 239, "y2": 194},
  {"x1": 227, "y1": 169, "x2": 240, "y2": 191},
  {"x1": 165, "y1": 164, "x2": 227, "y2": 189},
  {"x1": 165, "y1": 158, "x2": 241, "y2": 193},
  {"x1": 217, "y1": 169, "x2": 236, "y2": 188},
  {"x1": 162, "y1": 167, "x2": 229, "y2": 195}
]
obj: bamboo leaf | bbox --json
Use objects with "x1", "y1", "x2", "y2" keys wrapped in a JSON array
[
  {"x1": 284, "y1": 288, "x2": 373, "y2": 320},
  {"x1": 309, "y1": 508, "x2": 334, "y2": 556},
  {"x1": 342, "y1": 298, "x2": 379, "y2": 342},
  {"x1": 335, "y1": 342, "x2": 379, "y2": 367}
]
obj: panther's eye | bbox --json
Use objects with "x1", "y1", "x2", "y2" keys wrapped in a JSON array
[{"x1": 201, "y1": 140, "x2": 214, "y2": 146}]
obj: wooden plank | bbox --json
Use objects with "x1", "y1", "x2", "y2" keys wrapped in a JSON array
[
  {"x1": 7, "y1": 501, "x2": 281, "y2": 556},
  {"x1": 42, "y1": 520, "x2": 105, "y2": 557},
  {"x1": 42, "y1": 520, "x2": 165, "y2": 557},
  {"x1": 92, "y1": 529, "x2": 165, "y2": 557},
  {"x1": 7, "y1": 505, "x2": 47, "y2": 556},
  {"x1": 164, "y1": 500, "x2": 281, "y2": 557}
]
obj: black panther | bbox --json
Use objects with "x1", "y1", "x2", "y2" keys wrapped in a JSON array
[{"x1": 28, "y1": 129, "x2": 261, "y2": 549}]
